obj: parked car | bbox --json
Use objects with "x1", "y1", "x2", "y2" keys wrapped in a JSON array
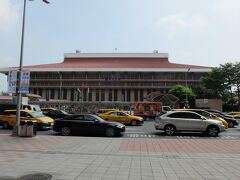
[
  {"x1": 227, "y1": 112, "x2": 240, "y2": 120},
  {"x1": 173, "y1": 109, "x2": 228, "y2": 129},
  {"x1": 0, "y1": 103, "x2": 41, "y2": 114},
  {"x1": 53, "y1": 114, "x2": 125, "y2": 137},
  {"x1": 0, "y1": 109, "x2": 54, "y2": 130},
  {"x1": 96, "y1": 108, "x2": 119, "y2": 114},
  {"x1": 205, "y1": 109, "x2": 238, "y2": 128},
  {"x1": 44, "y1": 109, "x2": 70, "y2": 119},
  {"x1": 41, "y1": 107, "x2": 56, "y2": 115},
  {"x1": 98, "y1": 111, "x2": 143, "y2": 125},
  {"x1": 155, "y1": 111, "x2": 225, "y2": 137}
]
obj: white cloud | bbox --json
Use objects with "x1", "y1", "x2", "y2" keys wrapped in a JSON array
[
  {"x1": 0, "y1": 55, "x2": 17, "y2": 68},
  {"x1": 0, "y1": 0, "x2": 19, "y2": 32},
  {"x1": 214, "y1": 0, "x2": 240, "y2": 11},
  {"x1": 156, "y1": 14, "x2": 208, "y2": 38}
]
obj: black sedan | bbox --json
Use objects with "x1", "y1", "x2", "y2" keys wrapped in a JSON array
[
  {"x1": 44, "y1": 109, "x2": 70, "y2": 119},
  {"x1": 53, "y1": 114, "x2": 125, "y2": 137},
  {"x1": 205, "y1": 109, "x2": 238, "y2": 128}
]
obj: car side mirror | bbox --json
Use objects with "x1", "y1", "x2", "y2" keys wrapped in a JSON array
[
  {"x1": 94, "y1": 119, "x2": 99, "y2": 123},
  {"x1": 201, "y1": 117, "x2": 206, "y2": 120}
]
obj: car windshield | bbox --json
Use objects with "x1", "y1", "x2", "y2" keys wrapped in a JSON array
[
  {"x1": 29, "y1": 111, "x2": 46, "y2": 117},
  {"x1": 60, "y1": 110, "x2": 69, "y2": 115},
  {"x1": 31, "y1": 105, "x2": 41, "y2": 112},
  {"x1": 93, "y1": 114, "x2": 105, "y2": 122}
]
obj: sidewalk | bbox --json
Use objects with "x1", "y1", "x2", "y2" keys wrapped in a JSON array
[{"x1": 0, "y1": 134, "x2": 240, "y2": 180}]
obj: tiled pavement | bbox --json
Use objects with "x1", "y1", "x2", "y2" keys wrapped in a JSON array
[{"x1": 0, "y1": 134, "x2": 240, "y2": 180}]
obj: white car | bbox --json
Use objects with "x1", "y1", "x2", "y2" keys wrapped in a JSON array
[{"x1": 155, "y1": 111, "x2": 225, "y2": 137}]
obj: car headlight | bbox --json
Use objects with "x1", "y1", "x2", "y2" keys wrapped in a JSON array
[{"x1": 116, "y1": 124, "x2": 125, "y2": 128}]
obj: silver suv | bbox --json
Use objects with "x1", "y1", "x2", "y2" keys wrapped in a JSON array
[{"x1": 155, "y1": 111, "x2": 225, "y2": 137}]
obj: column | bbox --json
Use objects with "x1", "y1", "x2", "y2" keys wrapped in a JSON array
[
  {"x1": 130, "y1": 89, "x2": 134, "y2": 102},
  {"x1": 67, "y1": 89, "x2": 71, "y2": 100},
  {"x1": 54, "y1": 89, "x2": 58, "y2": 99},
  {"x1": 105, "y1": 89, "x2": 109, "y2": 101}
]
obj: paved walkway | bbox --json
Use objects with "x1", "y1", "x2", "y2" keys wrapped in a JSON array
[{"x1": 0, "y1": 134, "x2": 240, "y2": 180}]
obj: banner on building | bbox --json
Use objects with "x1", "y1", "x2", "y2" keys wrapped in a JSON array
[
  {"x1": 19, "y1": 70, "x2": 30, "y2": 93},
  {"x1": 7, "y1": 70, "x2": 18, "y2": 94}
]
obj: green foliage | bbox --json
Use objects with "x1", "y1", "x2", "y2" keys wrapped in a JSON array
[
  {"x1": 201, "y1": 67, "x2": 227, "y2": 98},
  {"x1": 169, "y1": 84, "x2": 196, "y2": 108},
  {"x1": 202, "y1": 62, "x2": 240, "y2": 110}
]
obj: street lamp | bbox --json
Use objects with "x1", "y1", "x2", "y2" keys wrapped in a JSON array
[
  {"x1": 15, "y1": 0, "x2": 50, "y2": 136},
  {"x1": 57, "y1": 72, "x2": 62, "y2": 99},
  {"x1": 185, "y1": 68, "x2": 190, "y2": 108}
]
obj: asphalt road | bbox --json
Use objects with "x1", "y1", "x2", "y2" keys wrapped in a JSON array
[{"x1": 1, "y1": 120, "x2": 239, "y2": 139}]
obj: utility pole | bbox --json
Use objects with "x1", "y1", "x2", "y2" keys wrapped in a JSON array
[
  {"x1": 185, "y1": 68, "x2": 190, "y2": 108},
  {"x1": 15, "y1": 0, "x2": 50, "y2": 136}
]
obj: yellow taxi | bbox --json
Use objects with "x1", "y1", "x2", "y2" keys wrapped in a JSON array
[
  {"x1": 96, "y1": 108, "x2": 119, "y2": 114},
  {"x1": 0, "y1": 109, "x2": 54, "y2": 130},
  {"x1": 227, "y1": 112, "x2": 240, "y2": 120},
  {"x1": 98, "y1": 110, "x2": 143, "y2": 126},
  {"x1": 173, "y1": 109, "x2": 228, "y2": 129}
]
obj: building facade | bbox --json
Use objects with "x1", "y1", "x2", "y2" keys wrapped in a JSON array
[{"x1": 0, "y1": 53, "x2": 210, "y2": 103}]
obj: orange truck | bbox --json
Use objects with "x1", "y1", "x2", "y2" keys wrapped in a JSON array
[{"x1": 133, "y1": 102, "x2": 171, "y2": 120}]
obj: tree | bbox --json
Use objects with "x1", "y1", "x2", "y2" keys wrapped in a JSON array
[
  {"x1": 201, "y1": 67, "x2": 227, "y2": 98},
  {"x1": 169, "y1": 85, "x2": 196, "y2": 108},
  {"x1": 201, "y1": 62, "x2": 240, "y2": 111},
  {"x1": 221, "y1": 62, "x2": 240, "y2": 110}
]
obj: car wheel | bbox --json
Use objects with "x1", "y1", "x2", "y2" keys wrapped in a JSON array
[
  {"x1": 164, "y1": 125, "x2": 176, "y2": 136},
  {"x1": 228, "y1": 122, "x2": 234, "y2": 128},
  {"x1": 131, "y1": 120, "x2": 137, "y2": 126},
  {"x1": 207, "y1": 126, "x2": 219, "y2": 137},
  {"x1": 61, "y1": 126, "x2": 71, "y2": 136},
  {"x1": 2, "y1": 122, "x2": 10, "y2": 129},
  {"x1": 105, "y1": 127, "x2": 115, "y2": 137}
]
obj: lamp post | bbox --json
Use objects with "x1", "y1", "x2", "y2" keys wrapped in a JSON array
[
  {"x1": 57, "y1": 72, "x2": 62, "y2": 99},
  {"x1": 15, "y1": 0, "x2": 50, "y2": 136},
  {"x1": 185, "y1": 68, "x2": 190, "y2": 108}
]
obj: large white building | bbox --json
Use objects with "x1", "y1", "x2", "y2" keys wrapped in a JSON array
[{"x1": 0, "y1": 53, "x2": 210, "y2": 103}]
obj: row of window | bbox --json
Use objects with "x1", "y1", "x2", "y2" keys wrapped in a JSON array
[
  {"x1": 30, "y1": 72, "x2": 205, "y2": 80},
  {"x1": 30, "y1": 81, "x2": 196, "y2": 87}
]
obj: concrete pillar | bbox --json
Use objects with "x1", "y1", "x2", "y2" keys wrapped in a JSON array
[
  {"x1": 105, "y1": 89, "x2": 109, "y2": 101},
  {"x1": 117, "y1": 89, "x2": 123, "y2": 101},
  {"x1": 54, "y1": 89, "x2": 58, "y2": 99},
  {"x1": 92, "y1": 89, "x2": 96, "y2": 102},
  {"x1": 67, "y1": 89, "x2": 71, "y2": 100},
  {"x1": 130, "y1": 89, "x2": 134, "y2": 102},
  {"x1": 42, "y1": 89, "x2": 46, "y2": 100}
]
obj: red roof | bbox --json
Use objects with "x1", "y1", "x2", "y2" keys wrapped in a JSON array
[{"x1": 25, "y1": 57, "x2": 209, "y2": 69}]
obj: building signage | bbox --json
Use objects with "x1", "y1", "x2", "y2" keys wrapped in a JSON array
[
  {"x1": 19, "y1": 70, "x2": 30, "y2": 93},
  {"x1": 7, "y1": 70, "x2": 18, "y2": 94}
]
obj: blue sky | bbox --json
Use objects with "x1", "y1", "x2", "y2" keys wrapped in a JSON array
[{"x1": 1, "y1": 0, "x2": 240, "y2": 92}]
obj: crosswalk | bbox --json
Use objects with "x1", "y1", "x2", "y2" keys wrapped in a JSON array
[
  {"x1": 125, "y1": 133, "x2": 239, "y2": 139},
  {"x1": 124, "y1": 126, "x2": 240, "y2": 139},
  {"x1": 124, "y1": 132, "x2": 240, "y2": 140}
]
